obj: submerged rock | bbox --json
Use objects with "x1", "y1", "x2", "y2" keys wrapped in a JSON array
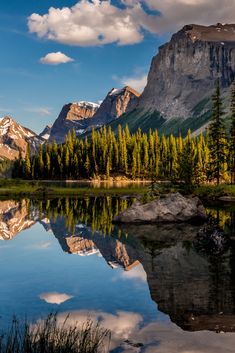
[
  {"x1": 113, "y1": 193, "x2": 207, "y2": 224},
  {"x1": 195, "y1": 224, "x2": 230, "y2": 255}
]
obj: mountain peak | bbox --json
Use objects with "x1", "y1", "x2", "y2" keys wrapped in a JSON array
[
  {"x1": 75, "y1": 101, "x2": 100, "y2": 109},
  {"x1": 0, "y1": 116, "x2": 41, "y2": 160},
  {"x1": 49, "y1": 101, "x2": 99, "y2": 143},
  {"x1": 108, "y1": 86, "x2": 140, "y2": 97}
]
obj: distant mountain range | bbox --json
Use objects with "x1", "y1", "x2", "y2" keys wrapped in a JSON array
[{"x1": 1, "y1": 23, "x2": 235, "y2": 159}]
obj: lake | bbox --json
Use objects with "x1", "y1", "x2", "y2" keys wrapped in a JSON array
[{"x1": 0, "y1": 195, "x2": 235, "y2": 352}]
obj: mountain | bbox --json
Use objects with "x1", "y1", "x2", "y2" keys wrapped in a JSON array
[
  {"x1": 86, "y1": 86, "x2": 140, "y2": 129},
  {"x1": 0, "y1": 200, "x2": 35, "y2": 240},
  {"x1": 2, "y1": 199, "x2": 235, "y2": 333},
  {"x1": 39, "y1": 124, "x2": 52, "y2": 141},
  {"x1": 49, "y1": 86, "x2": 140, "y2": 143},
  {"x1": 110, "y1": 23, "x2": 235, "y2": 136},
  {"x1": 49, "y1": 101, "x2": 99, "y2": 143},
  {"x1": 0, "y1": 116, "x2": 42, "y2": 160}
]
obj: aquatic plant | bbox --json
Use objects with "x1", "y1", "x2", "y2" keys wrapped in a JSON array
[{"x1": 0, "y1": 314, "x2": 110, "y2": 353}]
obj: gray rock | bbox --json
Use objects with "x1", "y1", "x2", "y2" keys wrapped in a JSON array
[
  {"x1": 113, "y1": 193, "x2": 206, "y2": 223},
  {"x1": 139, "y1": 23, "x2": 235, "y2": 120}
]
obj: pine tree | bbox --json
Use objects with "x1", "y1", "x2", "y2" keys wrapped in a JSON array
[
  {"x1": 132, "y1": 142, "x2": 138, "y2": 180},
  {"x1": 180, "y1": 130, "x2": 195, "y2": 186},
  {"x1": 208, "y1": 80, "x2": 227, "y2": 185},
  {"x1": 230, "y1": 80, "x2": 235, "y2": 184},
  {"x1": 25, "y1": 144, "x2": 31, "y2": 179}
]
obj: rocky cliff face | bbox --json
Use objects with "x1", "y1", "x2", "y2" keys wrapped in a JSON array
[
  {"x1": 87, "y1": 86, "x2": 140, "y2": 128},
  {"x1": 0, "y1": 116, "x2": 42, "y2": 160},
  {"x1": 49, "y1": 101, "x2": 99, "y2": 143},
  {"x1": 140, "y1": 23, "x2": 235, "y2": 120}
]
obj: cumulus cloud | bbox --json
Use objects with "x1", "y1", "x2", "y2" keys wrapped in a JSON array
[
  {"x1": 40, "y1": 52, "x2": 74, "y2": 65},
  {"x1": 28, "y1": 0, "x2": 235, "y2": 47},
  {"x1": 39, "y1": 292, "x2": 74, "y2": 305},
  {"x1": 28, "y1": 0, "x2": 156, "y2": 46}
]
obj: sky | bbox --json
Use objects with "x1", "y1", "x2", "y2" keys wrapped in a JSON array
[{"x1": 0, "y1": 0, "x2": 234, "y2": 133}]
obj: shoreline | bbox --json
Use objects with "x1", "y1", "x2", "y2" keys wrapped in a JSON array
[{"x1": 0, "y1": 179, "x2": 234, "y2": 202}]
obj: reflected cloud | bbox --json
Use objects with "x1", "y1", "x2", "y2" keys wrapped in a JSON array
[
  {"x1": 39, "y1": 292, "x2": 74, "y2": 305},
  {"x1": 27, "y1": 242, "x2": 51, "y2": 250},
  {"x1": 120, "y1": 263, "x2": 147, "y2": 282},
  {"x1": 41, "y1": 310, "x2": 235, "y2": 353}
]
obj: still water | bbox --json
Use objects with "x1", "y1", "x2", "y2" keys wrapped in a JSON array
[{"x1": 0, "y1": 196, "x2": 235, "y2": 352}]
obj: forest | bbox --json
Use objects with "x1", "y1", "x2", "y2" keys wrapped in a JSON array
[{"x1": 13, "y1": 81, "x2": 235, "y2": 186}]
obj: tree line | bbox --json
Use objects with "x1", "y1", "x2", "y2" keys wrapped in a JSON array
[{"x1": 13, "y1": 81, "x2": 235, "y2": 185}]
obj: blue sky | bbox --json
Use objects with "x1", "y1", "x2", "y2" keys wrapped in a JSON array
[{"x1": 0, "y1": 0, "x2": 233, "y2": 133}]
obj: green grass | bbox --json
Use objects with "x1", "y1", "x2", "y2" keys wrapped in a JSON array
[
  {"x1": 193, "y1": 184, "x2": 235, "y2": 200},
  {"x1": 0, "y1": 179, "x2": 235, "y2": 201},
  {"x1": 0, "y1": 314, "x2": 110, "y2": 353}
]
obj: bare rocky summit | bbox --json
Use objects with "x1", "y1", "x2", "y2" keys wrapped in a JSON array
[
  {"x1": 88, "y1": 86, "x2": 140, "y2": 128},
  {"x1": 49, "y1": 101, "x2": 100, "y2": 143}
]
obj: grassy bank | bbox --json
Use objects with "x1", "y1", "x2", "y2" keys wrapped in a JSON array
[
  {"x1": 0, "y1": 179, "x2": 235, "y2": 201},
  {"x1": 193, "y1": 184, "x2": 235, "y2": 202}
]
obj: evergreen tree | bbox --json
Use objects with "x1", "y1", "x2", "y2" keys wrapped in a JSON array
[
  {"x1": 180, "y1": 130, "x2": 195, "y2": 186},
  {"x1": 230, "y1": 81, "x2": 235, "y2": 184},
  {"x1": 25, "y1": 144, "x2": 31, "y2": 179},
  {"x1": 208, "y1": 80, "x2": 227, "y2": 185}
]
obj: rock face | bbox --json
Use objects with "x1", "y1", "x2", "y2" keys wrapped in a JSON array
[
  {"x1": 88, "y1": 86, "x2": 140, "y2": 128},
  {"x1": 113, "y1": 193, "x2": 207, "y2": 223},
  {"x1": 0, "y1": 116, "x2": 42, "y2": 160},
  {"x1": 39, "y1": 124, "x2": 52, "y2": 141},
  {"x1": 139, "y1": 23, "x2": 235, "y2": 120},
  {"x1": 49, "y1": 101, "x2": 99, "y2": 143},
  {"x1": 49, "y1": 86, "x2": 140, "y2": 143}
]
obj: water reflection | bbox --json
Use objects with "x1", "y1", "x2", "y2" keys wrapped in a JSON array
[
  {"x1": 44, "y1": 310, "x2": 235, "y2": 353},
  {"x1": 0, "y1": 197, "x2": 235, "y2": 339}
]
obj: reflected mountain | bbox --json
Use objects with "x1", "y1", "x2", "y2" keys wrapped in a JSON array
[
  {"x1": 1, "y1": 197, "x2": 235, "y2": 332},
  {"x1": 0, "y1": 200, "x2": 35, "y2": 240}
]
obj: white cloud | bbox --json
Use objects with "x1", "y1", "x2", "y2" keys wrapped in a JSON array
[
  {"x1": 24, "y1": 107, "x2": 52, "y2": 116},
  {"x1": 143, "y1": 0, "x2": 235, "y2": 34},
  {"x1": 28, "y1": 0, "x2": 156, "y2": 46},
  {"x1": 120, "y1": 263, "x2": 147, "y2": 282},
  {"x1": 28, "y1": 242, "x2": 51, "y2": 249},
  {"x1": 28, "y1": 0, "x2": 235, "y2": 47},
  {"x1": 40, "y1": 52, "x2": 74, "y2": 65},
  {"x1": 39, "y1": 292, "x2": 74, "y2": 305},
  {"x1": 116, "y1": 73, "x2": 147, "y2": 92},
  {"x1": 0, "y1": 107, "x2": 13, "y2": 113},
  {"x1": 36, "y1": 310, "x2": 235, "y2": 352}
]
